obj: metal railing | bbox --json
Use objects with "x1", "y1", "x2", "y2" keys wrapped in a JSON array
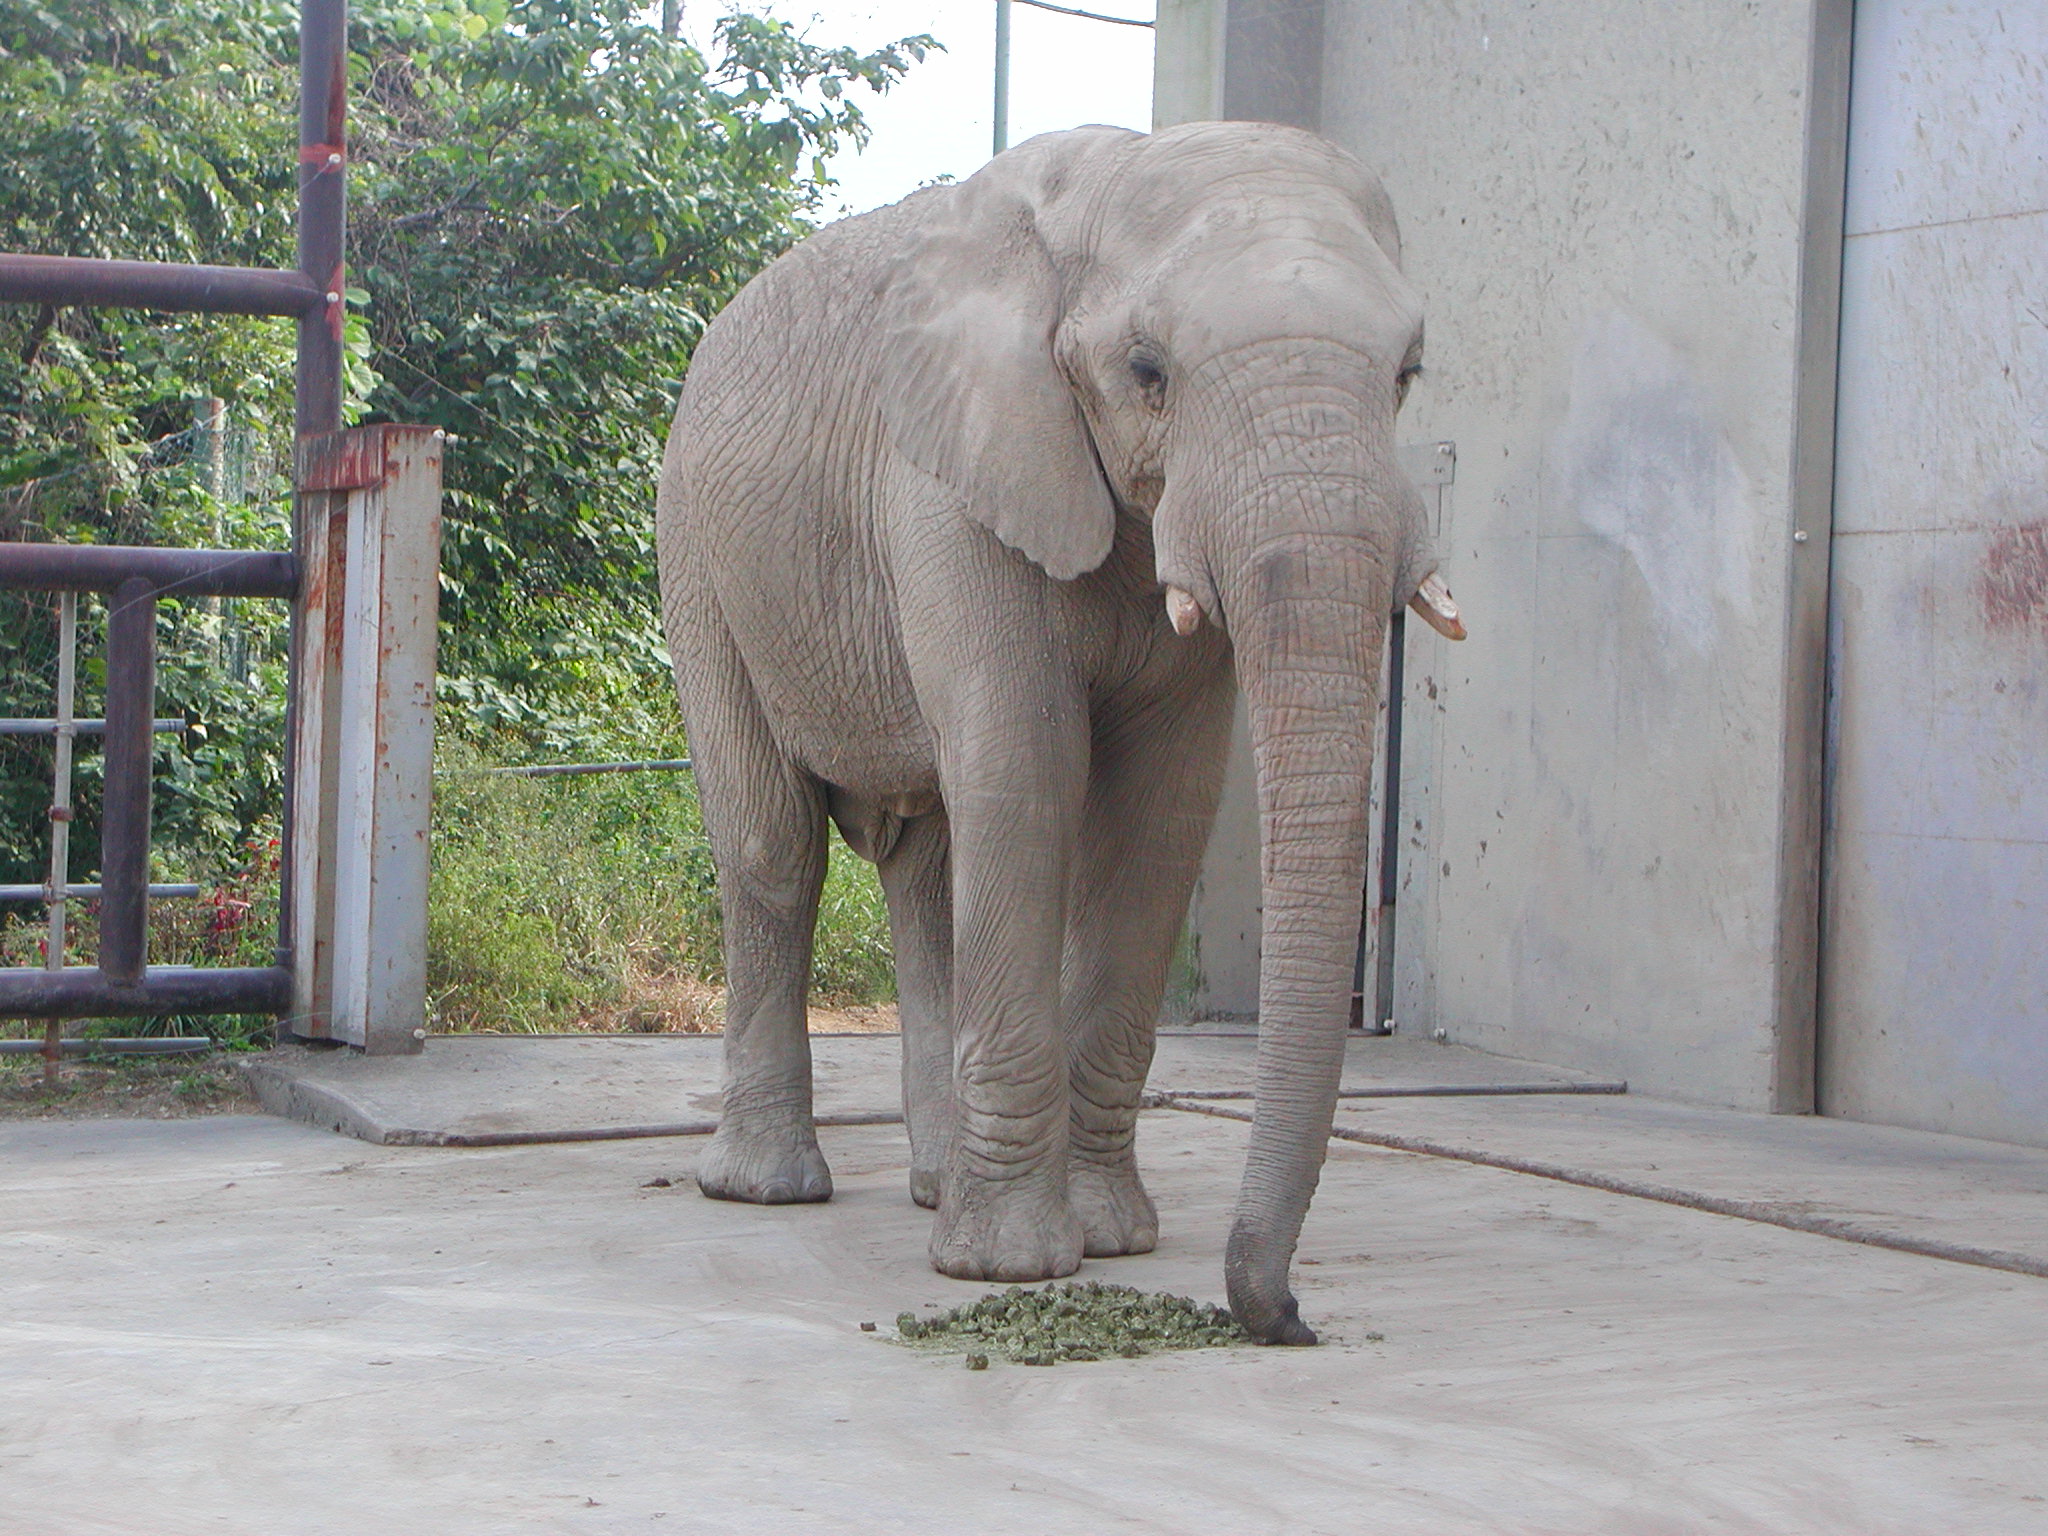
[
  {"x1": 0, "y1": 0, "x2": 440, "y2": 1067},
  {"x1": 0, "y1": 556, "x2": 299, "y2": 1023}
]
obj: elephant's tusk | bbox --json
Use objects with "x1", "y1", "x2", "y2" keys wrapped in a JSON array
[
  {"x1": 1409, "y1": 572, "x2": 1466, "y2": 641},
  {"x1": 1165, "y1": 585, "x2": 1203, "y2": 637}
]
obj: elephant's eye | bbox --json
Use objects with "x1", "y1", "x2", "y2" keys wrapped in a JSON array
[{"x1": 1129, "y1": 353, "x2": 1167, "y2": 397}]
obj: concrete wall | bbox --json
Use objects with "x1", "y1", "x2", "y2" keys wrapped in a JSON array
[
  {"x1": 1818, "y1": 0, "x2": 2048, "y2": 1147},
  {"x1": 1161, "y1": 1, "x2": 1852, "y2": 1111}
]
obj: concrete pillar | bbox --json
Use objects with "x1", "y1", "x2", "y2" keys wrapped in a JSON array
[{"x1": 1155, "y1": 0, "x2": 1855, "y2": 1111}]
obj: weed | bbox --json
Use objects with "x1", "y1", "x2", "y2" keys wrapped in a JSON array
[
  {"x1": 427, "y1": 746, "x2": 895, "y2": 1032},
  {"x1": 0, "y1": 746, "x2": 899, "y2": 1044}
]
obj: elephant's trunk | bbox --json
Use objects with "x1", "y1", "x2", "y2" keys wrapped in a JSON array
[{"x1": 1216, "y1": 520, "x2": 1390, "y2": 1345}]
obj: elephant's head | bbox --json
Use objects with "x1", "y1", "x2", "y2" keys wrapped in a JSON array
[{"x1": 881, "y1": 122, "x2": 1466, "y2": 1342}]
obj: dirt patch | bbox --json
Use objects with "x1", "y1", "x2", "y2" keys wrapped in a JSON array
[
  {"x1": 548, "y1": 974, "x2": 900, "y2": 1036},
  {"x1": 806, "y1": 1001, "x2": 900, "y2": 1034},
  {"x1": 0, "y1": 1052, "x2": 258, "y2": 1121}
]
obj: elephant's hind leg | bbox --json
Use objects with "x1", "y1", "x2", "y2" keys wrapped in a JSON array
[
  {"x1": 1064, "y1": 663, "x2": 1237, "y2": 1256},
  {"x1": 874, "y1": 809, "x2": 954, "y2": 1209},
  {"x1": 680, "y1": 627, "x2": 834, "y2": 1205}
]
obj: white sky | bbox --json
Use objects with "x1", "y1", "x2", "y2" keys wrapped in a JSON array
[{"x1": 686, "y1": 0, "x2": 1156, "y2": 215}]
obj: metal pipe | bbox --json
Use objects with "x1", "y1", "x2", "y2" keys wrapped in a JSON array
[
  {"x1": 281, "y1": 0, "x2": 352, "y2": 985},
  {"x1": 482, "y1": 758, "x2": 694, "y2": 778},
  {"x1": 1372, "y1": 609, "x2": 1406, "y2": 1030},
  {"x1": 295, "y1": 0, "x2": 347, "y2": 440},
  {"x1": 0, "y1": 254, "x2": 322, "y2": 317},
  {"x1": 0, "y1": 545, "x2": 295, "y2": 599},
  {"x1": 0, "y1": 1036, "x2": 212, "y2": 1057},
  {"x1": 0, "y1": 884, "x2": 204, "y2": 903},
  {"x1": 97, "y1": 577, "x2": 157, "y2": 986},
  {"x1": 0, "y1": 719, "x2": 184, "y2": 736},
  {"x1": 993, "y1": 0, "x2": 1012, "y2": 155},
  {"x1": 1010, "y1": 0, "x2": 1153, "y2": 24},
  {"x1": 0, "y1": 966, "x2": 293, "y2": 1018},
  {"x1": 43, "y1": 591, "x2": 76, "y2": 1083},
  {"x1": 389, "y1": 1109, "x2": 906, "y2": 1149}
]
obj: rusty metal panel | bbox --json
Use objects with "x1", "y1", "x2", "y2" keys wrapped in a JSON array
[
  {"x1": 286, "y1": 488, "x2": 347, "y2": 1040},
  {"x1": 297, "y1": 424, "x2": 404, "y2": 492},
  {"x1": 293, "y1": 426, "x2": 443, "y2": 1053},
  {"x1": 1821, "y1": 0, "x2": 2048, "y2": 1146}
]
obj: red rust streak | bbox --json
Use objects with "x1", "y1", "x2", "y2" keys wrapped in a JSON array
[{"x1": 1981, "y1": 520, "x2": 2048, "y2": 634}]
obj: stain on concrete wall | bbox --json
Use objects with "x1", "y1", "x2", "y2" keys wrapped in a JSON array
[{"x1": 1551, "y1": 310, "x2": 1759, "y2": 658}]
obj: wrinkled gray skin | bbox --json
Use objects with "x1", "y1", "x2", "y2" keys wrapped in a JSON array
[{"x1": 657, "y1": 121, "x2": 1441, "y2": 1345}]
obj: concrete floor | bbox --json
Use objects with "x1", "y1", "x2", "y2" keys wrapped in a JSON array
[
  {"x1": 236, "y1": 1029, "x2": 1618, "y2": 1145},
  {"x1": 6, "y1": 1039, "x2": 2048, "y2": 1533}
]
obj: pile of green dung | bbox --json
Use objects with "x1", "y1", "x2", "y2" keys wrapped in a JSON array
[{"x1": 894, "y1": 1281, "x2": 1250, "y2": 1366}]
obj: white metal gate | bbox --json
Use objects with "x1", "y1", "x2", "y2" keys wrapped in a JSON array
[{"x1": 1820, "y1": 0, "x2": 2048, "y2": 1144}]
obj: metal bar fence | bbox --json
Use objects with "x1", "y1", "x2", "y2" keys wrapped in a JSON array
[{"x1": 0, "y1": 0, "x2": 437, "y2": 1066}]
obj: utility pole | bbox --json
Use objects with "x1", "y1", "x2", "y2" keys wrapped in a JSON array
[{"x1": 992, "y1": 0, "x2": 1012, "y2": 154}]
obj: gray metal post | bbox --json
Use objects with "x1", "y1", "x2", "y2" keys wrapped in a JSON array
[
  {"x1": 41, "y1": 594, "x2": 76, "y2": 1081},
  {"x1": 993, "y1": 0, "x2": 1012, "y2": 154}
]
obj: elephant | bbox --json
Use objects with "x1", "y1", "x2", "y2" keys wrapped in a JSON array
[{"x1": 655, "y1": 119, "x2": 1465, "y2": 1345}]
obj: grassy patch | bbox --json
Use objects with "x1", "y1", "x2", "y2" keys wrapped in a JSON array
[
  {"x1": 0, "y1": 749, "x2": 900, "y2": 1046},
  {"x1": 428, "y1": 751, "x2": 895, "y2": 1032},
  {"x1": 0, "y1": 835, "x2": 281, "y2": 1052},
  {"x1": 892, "y1": 1281, "x2": 1252, "y2": 1366}
]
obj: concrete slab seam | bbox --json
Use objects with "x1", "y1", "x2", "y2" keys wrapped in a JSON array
[
  {"x1": 399, "y1": 1110, "x2": 905, "y2": 1148},
  {"x1": 1153, "y1": 1095, "x2": 2048, "y2": 1282}
]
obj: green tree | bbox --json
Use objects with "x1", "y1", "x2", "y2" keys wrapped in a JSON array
[
  {"x1": 0, "y1": 0, "x2": 929, "y2": 882},
  {"x1": 349, "y1": 1, "x2": 928, "y2": 749}
]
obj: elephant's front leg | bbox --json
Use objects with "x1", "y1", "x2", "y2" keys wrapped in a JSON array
[
  {"x1": 1064, "y1": 658, "x2": 1238, "y2": 1256},
  {"x1": 928, "y1": 711, "x2": 1091, "y2": 1283}
]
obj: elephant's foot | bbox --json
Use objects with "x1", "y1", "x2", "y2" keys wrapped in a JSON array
[
  {"x1": 908, "y1": 1162, "x2": 943, "y2": 1210},
  {"x1": 1068, "y1": 1154, "x2": 1158, "y2": 1257},
  {"x1": 929, "y1": 1171, "x2": 1084, "y2": 1282},
  {"x1": 695, "y1": 1115, "x2": 833, "y2": 1205}
]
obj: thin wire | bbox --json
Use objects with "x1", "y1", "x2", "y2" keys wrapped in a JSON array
[{"x1": 1011, "y1": 0, "x2": 1154, "y2": 26}]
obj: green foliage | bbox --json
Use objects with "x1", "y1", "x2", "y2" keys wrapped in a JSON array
[
  {"x1": 427, "y1": 752, "x2": 894, "y2": 1032},
  {"x1": 0, "y1": 0, "x2": 303, "y2": 879},
  {"x1": 348, "y1": 0, "x2": 929, "y2": 753},
  {"x1": 1, "y1": 0, "x2": 931, "y2": 889},
  {"x1": 0, "y1": 466, "x2": 294, "y2": 884},
  {"x1": 0, "y1": 827, "x2": 281, "y2": 1048}
]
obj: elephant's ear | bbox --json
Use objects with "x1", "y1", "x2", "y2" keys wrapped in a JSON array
[{"x1": 877, "y1": 134, "x2": 1126, "y2": 582}]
